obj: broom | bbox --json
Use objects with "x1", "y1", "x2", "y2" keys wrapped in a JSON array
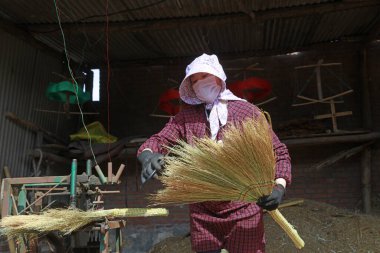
[
  {"x1": 149, "y1": 113, "x2": 305, "y2": 249},
  {"x1": 0, "y1": 208, "x2": 168, "y2": 238}
]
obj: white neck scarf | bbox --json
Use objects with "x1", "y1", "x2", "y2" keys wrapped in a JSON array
[
  {"x1": 205, "y1": 89, "x2": 245, "y2": 139},
  {"x1": 181, "y1": 87, "x2": 245, "y2": 140}
]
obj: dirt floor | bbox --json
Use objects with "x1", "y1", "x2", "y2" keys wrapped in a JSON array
[{"x1": 148, "y1": 199, "x2": 380, "y2": 253}]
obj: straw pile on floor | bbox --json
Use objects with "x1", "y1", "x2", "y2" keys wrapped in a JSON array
[
  {"x1": 0, "y1": 208, "x2": 168, "y2": 237},
  {"x1": 150, "y1": 113, "x2": 304, "y2": 249},
  {"x1": 148, "y1": 199, "x2": 380, "y2": 253}
]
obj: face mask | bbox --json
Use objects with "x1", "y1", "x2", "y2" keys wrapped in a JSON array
[{"x1": 192, "y1": 76, "x2": 221, "y2": 103}]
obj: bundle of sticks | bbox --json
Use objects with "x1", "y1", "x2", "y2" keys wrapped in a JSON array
[{"x1": 150, "y1": 113, "x2": 305, "y2": 249}]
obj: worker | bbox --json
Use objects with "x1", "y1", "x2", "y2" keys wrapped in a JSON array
[{"x1": 137, "y1": 53, "x2": 291, "y2": 253}]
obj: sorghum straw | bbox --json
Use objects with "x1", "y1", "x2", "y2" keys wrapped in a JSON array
[
  {"x1": 150, "y1": 113, "x2": 305, "y2": 249},
  {"x1": 0, "y1": 208, "x2": 168, "y2": 238}
]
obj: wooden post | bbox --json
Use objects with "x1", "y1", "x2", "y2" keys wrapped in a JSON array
[
  {"x1": 316, "y1": 59, "x2": 324, "y2": 100},
  {"x1": 360, "y1": 48, "x2": 372, "y2": 130},
  {"x1": 361, "y1": 147, "x2": 371, "y2": 213},
  {"x1": 0, "y1": 167, "x2": 17, "y2": 253}
]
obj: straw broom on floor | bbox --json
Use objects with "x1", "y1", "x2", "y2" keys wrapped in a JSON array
[
  {"x1": 0, "y1": 208, "x2": 168, "y2": 238},
  {"x1": 150, "y1": 113, "x2": 305, "y2": 249}
]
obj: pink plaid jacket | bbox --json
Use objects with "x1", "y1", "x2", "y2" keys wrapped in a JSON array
[{"x1": 138, "y1": 100, "x2": 291, "y2": 252}]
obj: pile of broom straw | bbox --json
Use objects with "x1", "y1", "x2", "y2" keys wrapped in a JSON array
[
  {"x1": 150, "y1": 112, "x2": 305, "y2": 249},
  {"x1": 0, "y1": 208, "x2": 168, "y2": 238}
]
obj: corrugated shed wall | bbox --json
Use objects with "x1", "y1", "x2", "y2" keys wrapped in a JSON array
[{"x1": 0, "y1": 29, "x2": 68, "y2": 177}]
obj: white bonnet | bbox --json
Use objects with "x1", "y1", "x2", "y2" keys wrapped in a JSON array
[{"x1": 179, "y1": 53, "x2": 227, "y2": 104}]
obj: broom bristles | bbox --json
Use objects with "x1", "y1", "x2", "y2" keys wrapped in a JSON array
[
  {"x1": 0, "y1": 208, "x2": 169, "y2": 238},
  {"x1": 149, "y1": 113, "x2": 305, "y2": 249},
  {"x1": 150, "y1": 112, "x2": 275, "y2": 205}
]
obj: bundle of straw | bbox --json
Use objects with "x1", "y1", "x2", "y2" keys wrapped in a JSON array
[
  {"x1": 0, "y1": 208, "x2": 168, "y2": 238},
  {"x1": 150, "y1": 113, "x2": 305, "y2": 249}
]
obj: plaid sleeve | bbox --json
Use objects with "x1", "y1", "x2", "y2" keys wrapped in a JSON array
[
  {"x1": 250, "y1": 104, "x2": 292, "y2": 186},
  {"x1": 270, "y1": 129, "x2": 292, "y2": 186},
  {"x1": 231, "y1": 101, "x2": 292, "y2": 186},
  {"x1": 137, "y1": 112, "x2": 186, "y2": 156}
]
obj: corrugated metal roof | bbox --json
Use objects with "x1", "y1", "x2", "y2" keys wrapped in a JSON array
[
  {"x1": 1, "y1": 0, "x2": 378, "y2": 64},
  {"x1": 310, "y1": 8, "x2": 380, "y2": 43},
  {"x1": 0, "y1": 0, "x2": 336, "y2": 24}
]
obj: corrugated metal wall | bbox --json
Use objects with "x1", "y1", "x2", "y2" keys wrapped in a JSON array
[{"x1": 0, "y1": 29, "x2": 67, "y2": 177}]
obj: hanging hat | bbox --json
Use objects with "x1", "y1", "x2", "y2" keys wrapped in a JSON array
[{"x1": 179, "y1": 53, "x2": 227, "y2": 104}]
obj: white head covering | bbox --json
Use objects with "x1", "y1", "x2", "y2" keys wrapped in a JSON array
[{"x1": 179, "y1": 53, "x2": 245, "y2": 139}]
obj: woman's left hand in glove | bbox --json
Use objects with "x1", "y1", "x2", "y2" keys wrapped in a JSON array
[{"x1": 256, "y1": 184, "x2": 285, "y2": 211}]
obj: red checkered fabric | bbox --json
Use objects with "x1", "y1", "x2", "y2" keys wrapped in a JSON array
[{"x1": 138, "y1": 100, "x2": 292, "y2": 253}]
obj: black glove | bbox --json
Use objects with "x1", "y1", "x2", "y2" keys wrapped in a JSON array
[
  {"x1": 256, "y1": 184, "x2": 285, "y2": 211},
  {"x1": 137, "y1": 150, "x2": 164, "y2": 184}
]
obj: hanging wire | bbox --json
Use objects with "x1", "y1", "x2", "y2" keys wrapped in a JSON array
[
  {"x1": 53, "y1": 0, "x2": 98, "y2": 165},
  {"x1": 105, "y1": 0, "x2": 112, "y2": 162},
  {"x1": 32, "y1": 0, "x2": 168, "y2": 34}
]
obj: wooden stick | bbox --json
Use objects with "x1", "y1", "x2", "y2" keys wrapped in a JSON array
[
  {"x1": 107, "y1": 162, "x2": 112, "y2": 183},
  {"x1": 113, "y1": 164, "x2": 126, "y2": 183},
  {"x1": 263, "y1": 199, "x2": 304, "y2": 213},
  {"x1": 296, "y1": 89, "x2": 353, "y2": 104},
  {"x1": 149, "y1": 114, "x2": 173, "y2": 118},
  {"x1": 307, "y1": 141, "x2": 374, "y2": 172},
  {"x1": 35, "y1": 109, "x2": 99, "y2": 115},
  {"x1": 278, "y1": 199, "x2": 304, "y2": 209},
  {"x1": 295, "y1": 62, "x2": 341, "y2": 69},
  {"x1": 18, "y1": 176, "x2": 69, "y2": 215},
  {"x1": 256, "y1": 96, "x2": 277, "y2": 106},
  {"x1": 269, "y1": 210, "x2": 305, "y2": 249},
  {"x1": 5, "y1": 112, "x2": 67, "y2": 145}
]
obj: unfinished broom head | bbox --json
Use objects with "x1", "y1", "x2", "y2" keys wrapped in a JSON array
[
  {"x1": 150, "y1": 112, "x2": 276, "y2": 205},
  {"x1": 0, "y1": 208, "x2": 169, "y2": 238}
]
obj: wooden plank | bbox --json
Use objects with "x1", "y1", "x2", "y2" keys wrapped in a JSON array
[
  {"x1": 282, "y1": 132, "x2": 380, "y2": 147},
  {"x1": 314, "y1": 111, "x2": 352, "y2": 120},
  {"x1": 308, "y1": 141, "x2": 374, "y2": 171}
]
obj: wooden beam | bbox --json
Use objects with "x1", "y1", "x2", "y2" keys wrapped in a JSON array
[
  {"x1": 5, "y1": 112, "x2": 68, "y2": 145},
  {"x1": 28, "y1": 0, "x2": 380, "y2": 34},
  {"x1": 366, "y1": 11, "x2": 380, "y2": 42},
  {"x1": 110, "y1": 39, "x2": 365, "y2": 67},
  {"x1": 282, "y1": 132, "x2": 380, "y2": 147},
  {"x1": 308, "y1": 141, "x2": 374, "y2": 171},
  {"x1": 0, "y1": 18, "x2": 61, "y2": 60}
]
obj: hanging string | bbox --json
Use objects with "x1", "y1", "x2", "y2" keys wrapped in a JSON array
[
  {"x1": 32, "y1": 0, "x2": 168, "y2": 34},
  {"x1": 53, "y1": 0, "x2": 98, "y2": 165},
  {"x1": 105, "y1": 0, "x2": 112, "y2": 162}
]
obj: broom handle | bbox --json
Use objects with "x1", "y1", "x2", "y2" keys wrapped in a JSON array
[{"x1": 268, "y1": 209, "x2": 305, "y2": 249}]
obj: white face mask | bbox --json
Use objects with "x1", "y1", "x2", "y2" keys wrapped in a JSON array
[{"x1": 192, "y1": 76, "x2": 221, "y2": 104}]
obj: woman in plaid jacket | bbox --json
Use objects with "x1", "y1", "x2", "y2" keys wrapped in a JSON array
[{"x1": 137, "y1": 54, "x2": 292, "y2": 253}]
